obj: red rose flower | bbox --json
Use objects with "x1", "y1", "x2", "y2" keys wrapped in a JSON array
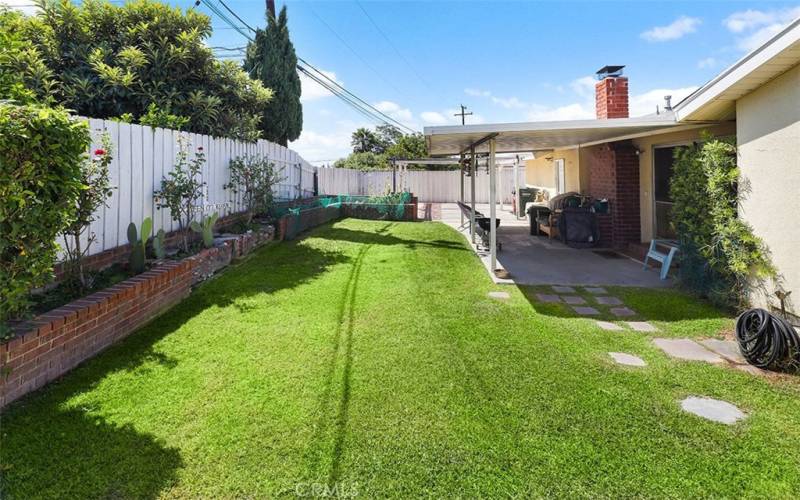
[
  {"x1": 94, "y1": 148, "x2": 106, "y2": 156},
  {"x1": 197, "y1": 146, "x2": 204, "y2": 151}
]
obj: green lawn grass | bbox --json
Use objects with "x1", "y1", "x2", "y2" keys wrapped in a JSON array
[{"x1": 2, "y1": 219, "x2": 799, "y2": 498}]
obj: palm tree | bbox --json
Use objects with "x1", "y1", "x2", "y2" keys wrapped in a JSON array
[{"x1": 351, "y1": 127, "x2": 378, "y2": 153}]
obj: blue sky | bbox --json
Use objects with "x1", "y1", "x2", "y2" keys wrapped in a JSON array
[{"x1": 5, "y1": 0, "x2": 800, "y2": 163}]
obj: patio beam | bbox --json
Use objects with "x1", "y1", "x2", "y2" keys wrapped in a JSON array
[{"x1": 459, "y1": 132, "x2": 499, "y2": 156}]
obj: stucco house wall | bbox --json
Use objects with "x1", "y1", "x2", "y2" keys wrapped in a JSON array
[
  {"x1": 736, "y1": 63, "x2": 800, "y2": 315},
  {"x1": 524, "y1": 148, "x2": 582, "y2": 195}
]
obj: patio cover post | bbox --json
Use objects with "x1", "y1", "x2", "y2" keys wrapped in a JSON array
[
  {"x1": 498, "y1": 160, "x2": 503, "y2": 211},
  {"x1": 489, "y1": 139, "x2": 497, "y2": 272},
  {"x1": 470, "y1": 147, "x2": 476, "y2": 243},
  {"x1": 459, "y1": 153, "x2": 465, "y2": 226},
  {"x1": 514, "y1": 155, "x2": 520, "y2": 219}
]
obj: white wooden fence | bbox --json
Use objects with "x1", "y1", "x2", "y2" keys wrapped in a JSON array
[
  {"x1": 70, "y1": 117, "x2": 315, "y2": 258},
  {"x1": 317, "y1": 166, "x2": 526, "y2": 203}
]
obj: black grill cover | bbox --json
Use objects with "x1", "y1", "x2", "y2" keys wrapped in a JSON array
[{"x1": 558, "y1": 208, "x2": 598, "y2": 248}]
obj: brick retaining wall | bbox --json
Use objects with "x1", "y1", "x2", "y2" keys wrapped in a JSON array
[{"x1": 0, "y1": 227, "x2": 274, "y2": 409}]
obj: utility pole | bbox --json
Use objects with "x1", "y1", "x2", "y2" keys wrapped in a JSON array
[
  {"x1": 454, "y1": 104, "x2": 472, "y2": 125},
  {"x1": 266, "y1": 0, "x2": 275, "y2": 17}
]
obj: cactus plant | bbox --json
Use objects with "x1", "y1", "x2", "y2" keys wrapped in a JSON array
[
  {"x1": 190, "y1": 212, "x2": 219, "y2": 249},
  {"x1": 127, "y1": 217, "x2": 152, "y2": 273},
  {"x1": 152, "y1": 228, "x2": 167, "y2": 260}
]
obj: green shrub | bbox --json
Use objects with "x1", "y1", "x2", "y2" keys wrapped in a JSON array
[
  {"x1": 671, "y1": 135, "x2": 774, "y2": 309},
  {"x1": 154, "y1": 138, "x2": 206, "y2": 253},
  {"x1": 0, "y1": 103, "x2": 89, "y2": 334},
  {"x1": 224, "y1": 155, "x2": 283, "y2": 224}
]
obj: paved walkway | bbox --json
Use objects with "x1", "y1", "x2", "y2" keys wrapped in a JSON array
[
  {"x1": 435, "y1": 203, "x2": 669, "y2": 287},
  {"x1": 526, "y1": 285, "x2": 754, "y2": 425}
]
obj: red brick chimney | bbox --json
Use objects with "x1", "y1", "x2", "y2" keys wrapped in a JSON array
[{"x1": 595, "y1": 65, "x2": 629, "y2": 119}]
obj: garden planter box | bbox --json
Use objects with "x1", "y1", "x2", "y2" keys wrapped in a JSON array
[{"x1": 0, "y1": 225, "x2": 275, "y2": 409}]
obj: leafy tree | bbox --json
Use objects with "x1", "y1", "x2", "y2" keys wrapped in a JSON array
[
  {"x1": 0, "y1": 7, "x2": 54, "y2": 105},
  {"x1": 5, "y1": 0, "x2": 272, "y2": 141},
  {"x1": 224, "y1": 155, "x2": 284, "y2": 224},
  {"x1": 351, "y1": 127, "x2": 381, "y2": 154},
  {"x1": 333, "y1": 152, "x2": 386, "y2": 171},
  {"x1": 244, "y1": 5, "x2": 302, "y2": 145}
]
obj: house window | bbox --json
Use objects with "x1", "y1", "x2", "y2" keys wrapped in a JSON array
[{"x1": 653, "y1": 146, "x2": 677, "y2": 239}]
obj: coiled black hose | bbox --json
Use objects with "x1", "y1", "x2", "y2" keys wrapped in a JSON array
[{"x1": 735, "y1": 308, "x2": 800, "y2": 370}]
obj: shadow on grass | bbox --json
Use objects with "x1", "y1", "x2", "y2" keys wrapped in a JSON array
[
  {"x1": 314, "y1": 226, "x2": 468, "y2": 252},
  {"x1": 0, "y1": 408, "x2": 182, "y2": 498},
  {"x1": 518, "y1": 284, "x2": 731, "y2": 324}
]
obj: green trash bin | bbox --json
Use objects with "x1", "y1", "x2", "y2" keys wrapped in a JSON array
[{"x1": 518, "y1": 188, "x2": 537, "y2": 217}]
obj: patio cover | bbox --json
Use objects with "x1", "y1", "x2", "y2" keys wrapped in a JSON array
[{"x1": 424, "y1": 115, "x2": 688, "y2": 156}]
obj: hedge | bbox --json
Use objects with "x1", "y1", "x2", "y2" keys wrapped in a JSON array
[{"x1": 0, "y1": 104, "x2": 89, "y2": 335}]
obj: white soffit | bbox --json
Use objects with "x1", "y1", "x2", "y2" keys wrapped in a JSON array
[
  {"x1": 424, "y1": 117, "x2": 679, "y2": 156},
  {"x1": 675, "y1": 17, "x2": 800, "y2": 122}
]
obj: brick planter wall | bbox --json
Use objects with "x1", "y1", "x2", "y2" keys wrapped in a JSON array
[{"x1": 0, "y1": 226, "x2": 275, "y2": 409}]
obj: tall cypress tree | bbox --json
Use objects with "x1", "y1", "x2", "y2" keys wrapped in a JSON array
[{"x1": 244, "y1": 5, "x2": 302, "y2": 145}]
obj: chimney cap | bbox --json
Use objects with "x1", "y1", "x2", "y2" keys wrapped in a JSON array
[{"x1": 596, "y1": 65, "x2": 625, "y2": 80}]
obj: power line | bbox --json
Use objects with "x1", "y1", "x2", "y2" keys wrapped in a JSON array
[
  {"x1": 306, "y1": 4, "x2": 408, "y2": 100},
  {"x1": 354, "y1": 1, "x2": 439, "y2": 98},
  {"x1": 215, "y1": 0, "x2": 256, "y2": 33},
  {"x1": 198, "y1": 0, "x2": 416, "y2": 133}
]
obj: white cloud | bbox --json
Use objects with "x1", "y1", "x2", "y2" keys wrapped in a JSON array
[
  {"x1": 0, "y1": 0, "x2": 39, "y2": 15},
  {"x1": 299, "y1": 68, "x2": 341, "y2": 102},
  {"x1": 570, "y1": 76, "x2": 597, "y2": 98},
  {"x1": 464, "y1": 88, "x2": 491, "y2": 97},
  {"x1": 697, "y1": 57, "x2": 718, "y2": 69},
  {"x1": 724, "y1": 7, "x2": 800, "y2": 52},
  {"x1": 629, "y1": 86, "x2": 698, "y2": 116},
  {"x1": 420, "y1": 111, "x2": 449, "y2": 125},
  {"x1": 641, "y1": 16, "x2": 702, "y2": 42},
  {"x1": 373, "y1": 100, "x2": 413, "y2": 123},
  {"x1": 526, "y1": 103, "x2": 594, "y2": 122}
]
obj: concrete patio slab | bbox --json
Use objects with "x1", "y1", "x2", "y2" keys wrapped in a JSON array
[
  {"x1": 488, "y1": 291, "x2": 510, "y2": 300},
  {"x1": 735, "y1": 364, "x2": 766, "y2": 376},
  {"x1": 437, "y1": 210, "x2": 672, "y2": 288},
  {"x1": 610, "y1": 307, "x2": 637, "y2": 317},
  {"x1": 595, "y1": 296, "x2": 623, "y2": 306},
  {"x1": 552, "y1": 286, "x2": 576, "y2": 293},
  {"x1": 700, "y1": 339, "x2": 746, "y2": 364},
  {"x1": 653, "y1": 339, "x2": 724, "y2": 363},
  {"x1": 584, "y1": 287, "x2": 608, "y2": 294},
  {"x1": 609, "y1": 352, "x2": 647, "y2": 366},
  {"x1": 680, "y1": 396, "x2": 747, "y2": 424},
  {"x1": 536, "y1": 293, "x2": 561, "y2": 303},
  {"x1": 625, "y1": 321, "x2": 658, "y2": 332},
  {"x1": 573, "y1": 306, "x2": 600, "y2": 315},
  {"x1": 597, "y1": 321, "x2": 623, "y2": 331},
  {"x1": 562, "y1": 295, "x2": 587, "y2": 305}
]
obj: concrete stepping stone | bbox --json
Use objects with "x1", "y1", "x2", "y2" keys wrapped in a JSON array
[
  {"x1": 610, "y1": 307, "x2": 636, "y2": 317},
  {"x1": 595, "y1": 296, "x2": 623, "y2": 306},
  {"x1": 552, "y1": 285, "x2": 576, "y2": 293},
  {"x1": 572, "y1": 306, "x2": 600, "y2": 315},
  {"x1": 584, "y1": 287, "x2": 607, "y2": 294},
  {"x1": 700, "y1": 339, "x2": 746, "y2": 364},
  {"x1": 653, "y1": 338, "x2": 724, "y2": 363},
  {"x1": 488, "y1": 291, "x2": 510, "y2": 300},
  {"x1": 596, "y1": 321, "x2": 623, "y2": 331},
  {"x1": 562, "y1": 295, "x2": 587, "y2": 305},
  {"x1": 536, "y1": 293, "x2": 561, "y2": 303},
  {"x1": 625, "y1": 321, "x2": 658, "y2": 332},
  {"x1": 680, "y1": 396, "x2": 747, "y2": 425},
  {"x1": 609, "y1": 352, "x2": 647, "y2": 367}
]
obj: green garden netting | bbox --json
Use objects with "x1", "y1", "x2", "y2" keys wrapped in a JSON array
[{"x1": 273, "y1": 193, "x2": 413, "y2": 240}]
